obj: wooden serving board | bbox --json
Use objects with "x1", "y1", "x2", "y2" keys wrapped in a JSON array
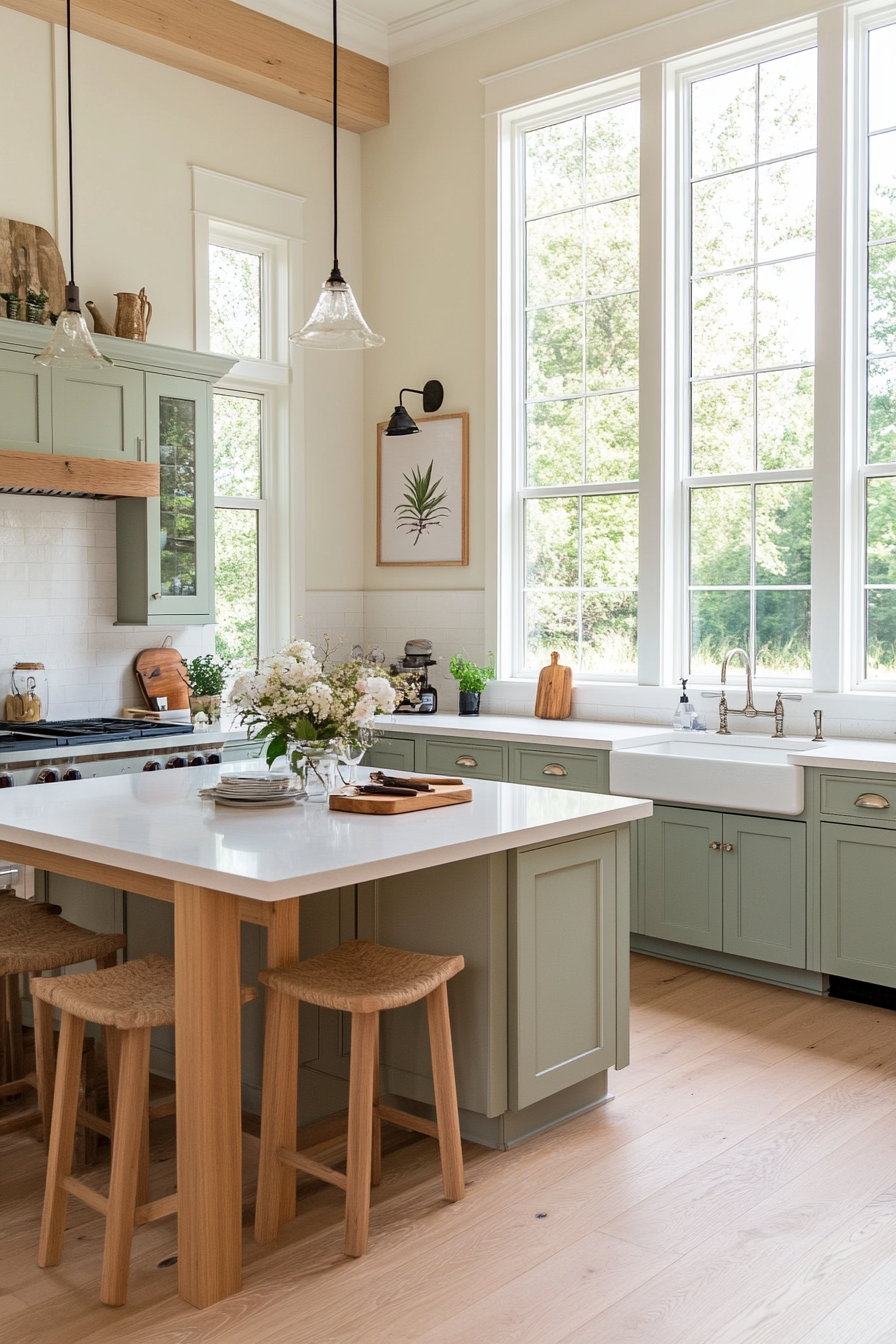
[
  {"x1": 534, "y1": 651, "x2": 573, "y2": 719},
  {"x1": 133, "y1": 647, "x2": 190, "y2": 710},
  {"x1": 0, "y1": 219, "x2": 66, "y2": 320},
  {"x1": 329, "y1": 782, "x2": 472, "y2": 815}
]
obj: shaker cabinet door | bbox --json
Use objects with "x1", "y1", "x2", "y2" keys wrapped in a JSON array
[
  {"x1": 51, "y1": 363, "x2": 144, "y2": 459},
  {"x1": 0, "y1": 348, "x2": 52, "y2": 452},
  {"x1": 821, "y1": 822, "x2": 896, "y2": 987},
  {"x1": 721, "y1": 815, "x2": 806, "y2": 967},
  {"x1": 644, "y1": 805, "x2": 723, "y2": 950}
]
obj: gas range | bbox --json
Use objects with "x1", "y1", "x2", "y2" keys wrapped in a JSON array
[{"x1": 0, "y1": 717, "x2": 236, "y2": 788}]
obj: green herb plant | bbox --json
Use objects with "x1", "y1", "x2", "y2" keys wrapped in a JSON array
[
  {"x1": 394, "y1": 461, "x2": 450, "y2": 545},
  {"x1": 449, "y1": 654, "x2": 496, "y2": 694},
  {"x1": 182, "y1": 654, "x2": 230, "y2": 697}
]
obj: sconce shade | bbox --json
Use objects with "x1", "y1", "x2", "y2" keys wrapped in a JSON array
[
  {"x1": 385, "y1": 403, "x2": 420, "y2": 436},
  {"x1": 384, "y1": 379, "x2": 445, "y2": 435}
]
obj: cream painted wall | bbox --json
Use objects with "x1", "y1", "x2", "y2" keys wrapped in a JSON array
[{"x1": 0, "y1": 5, "x2": 366, "y2": 603}]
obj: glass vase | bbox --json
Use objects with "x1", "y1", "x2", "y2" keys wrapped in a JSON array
[{"x1": 288, "y1": 740, "x2": 338, "y2": 800}]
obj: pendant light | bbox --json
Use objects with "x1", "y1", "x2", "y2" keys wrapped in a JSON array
[
  {"x1": 34, "y1": 0, "x2": 110, "y2": 367},
  {"x1": 290, "y1": 0, "x2": 384, "y2": 350}
]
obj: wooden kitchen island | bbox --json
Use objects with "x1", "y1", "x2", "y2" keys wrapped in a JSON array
[{"x1": 0, "y1": 764, "x2": 650, "y2": 1310}]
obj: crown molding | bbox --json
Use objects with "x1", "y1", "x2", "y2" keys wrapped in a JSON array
[{"x1": 237, "y1": 0, "x2": 390, "y2": 63}]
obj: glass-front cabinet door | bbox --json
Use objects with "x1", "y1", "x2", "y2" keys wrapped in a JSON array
[{"x1": 145, "y1": 372, "x2": 213, "y2": 620}]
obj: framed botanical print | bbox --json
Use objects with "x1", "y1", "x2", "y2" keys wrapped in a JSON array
[{"x1": 376, "y1": 411, "x2": 469, "y2": 566}]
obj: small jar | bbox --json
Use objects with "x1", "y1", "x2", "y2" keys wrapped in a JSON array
[{"x1": 6, "y1": 663, "x2": 48, "y2": 723}]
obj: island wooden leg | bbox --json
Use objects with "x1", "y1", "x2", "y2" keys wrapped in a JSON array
[
  {"x1": 174, "y1": 883, "x2": 242, "y2": 1309},
  {"x1": 255, "y1": 897, "x2": 299, "y2": 1242}
]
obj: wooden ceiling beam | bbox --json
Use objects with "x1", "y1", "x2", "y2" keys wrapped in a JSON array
[{"x1": 1, "y1": 0, "x2": 389, "y2": 132}]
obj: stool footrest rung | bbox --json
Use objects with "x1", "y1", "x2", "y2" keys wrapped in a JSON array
[
  {"x1": 148, "y1": 1096, "x2": 176, "y2": 1121},
  {"x1": 277, "y1": 1145, "x2": 348, "y2": 1191},
  {"x1": 374, "y1": 1103, "x2": 439, "y2": 1140},
  {"x1": 134, "y1": 1192, "x2": 178, "y2": 1226},
  {"x1": 77, "y1": 1109, "x2": 112, "y2": 1138},
  {"x1": 62, "y1": 1175, "x2": 109, "y2": 1217},
  {"x1": 0, "y1": 1104, "x2": 41, "y2": 1134},
  {"x1": 0, "y1": 1075, "x2": 34, "y2": 1098}
]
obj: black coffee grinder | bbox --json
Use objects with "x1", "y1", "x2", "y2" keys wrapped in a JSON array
[{"x1": 391, "y1": 639, "x2": 438, "y2": 714}]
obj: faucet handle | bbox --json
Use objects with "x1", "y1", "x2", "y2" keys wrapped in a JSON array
[{"x1": 701, "y1": 691, "x2": 724, "y2": 698}]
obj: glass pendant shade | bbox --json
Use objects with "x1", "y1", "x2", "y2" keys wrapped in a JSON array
[
  {"x1": 291, "y1": 271, "x2": 384, "y2": 350},
  {"x1": 33, "y1": 287, "x2": 110, "y2": 366}
]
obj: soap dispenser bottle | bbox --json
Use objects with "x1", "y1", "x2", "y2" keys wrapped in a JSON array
[{"x1": 672, "y1": 678, "x2": 696, "y2": 732}]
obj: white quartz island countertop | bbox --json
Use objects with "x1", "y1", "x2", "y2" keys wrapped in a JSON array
[{"x1": 0, "y1": 761, "x2": 652, "y2": 902}]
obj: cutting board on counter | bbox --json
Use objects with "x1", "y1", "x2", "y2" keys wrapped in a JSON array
[
  {"x1": 534, "y1": 651, "x2": 572, "y2": 719},
  {"x1": 329, "y1": 781, "x2": 472, "y2": 815},
  {"x1": 133, "y1": 647, "x2": 190, "y2": 710}
]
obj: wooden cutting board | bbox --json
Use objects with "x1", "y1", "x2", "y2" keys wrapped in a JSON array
[
  {"x1": 133, "y1": 647, "x2": 190, "y2": 710},
  {"x1": 534, "y1": 652, "x2": 573, "y2": 719},
  {"x1": 329, "y1": 782, "x2": 472, "y2": 815},
  {"x1": 0, "y1": 219, "x2": 66, "y2": 320}
]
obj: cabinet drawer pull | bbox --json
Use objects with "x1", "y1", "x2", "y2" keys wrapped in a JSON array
[
  {"x1": 855, "y1": 793, "x2": 890, "y2": 809},
  {"x1": 543, "y1": 763, "x2": 568, "y2": 777},
  {"x1": 709, "y1": 841, "x2": 721, "y2": 850},
  {"x1": 456, "y1": 755, "x2": 478, "y2": 768},
  {"x1": 721, "y1": 842, "x2": 734, "y2": 852}
]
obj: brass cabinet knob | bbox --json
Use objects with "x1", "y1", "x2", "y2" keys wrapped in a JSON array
[
  {"x1": 456, "y1": 756, "x2": 477, "y2": 768},
  {"x1": 855, "y1": 793, "x2": 890, "y2": 809},
  {"x1": 543, "y1": 764, "x2": 568, "y2": 777},
  {"x1": 722, "y1": 842, "x2": 734, "y2": 852},
  {"x1": 709, "y1": 841, "x2": 721, "y2": 850}
]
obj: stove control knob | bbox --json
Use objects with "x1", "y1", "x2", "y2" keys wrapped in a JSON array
[
  {"x1": 62, "y1": 768, "x2": 82, "y2": 782},
  {"x1": 37, "y1": 768, "x2": 60, "y2": 783},
  {"x1": 165, "y1": 756, "x2": 187, "y2": 769},
  {"x1": 143, "y1": 759, "x2": 162, "y2": 772},
  {"x1": 205, "y1": 751, "x2": 222, "y2": 764},
  {"x1": 0, "y1": 773, "x2": 13, "y2": 788},
  {"x1": 188, "y1": 755, "x2": 206, "y2": 767}
]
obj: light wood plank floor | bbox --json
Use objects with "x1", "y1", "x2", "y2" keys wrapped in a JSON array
[{"x1": 3, "y1": 953, "x2": 896, "y2": 1344}]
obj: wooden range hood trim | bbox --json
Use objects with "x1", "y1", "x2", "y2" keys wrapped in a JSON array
[
  {"x1": 0, "y1": 448, "x2": 159, "y2": 498},
  {"x1": 1, "y1": 0, "x2": 389, "y2": 133}
]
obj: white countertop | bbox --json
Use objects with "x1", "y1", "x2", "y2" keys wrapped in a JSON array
[
  {"x1": 785, "y1": 739, "x2": 896, "y2": 772},
  {"x1": 0, "y1": 762, "x2": 652, "y2": 902},
  {"x1": 379, "y1": 713, "x2": 670, "y2": 751}
]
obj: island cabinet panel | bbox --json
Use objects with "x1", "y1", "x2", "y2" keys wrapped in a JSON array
[
  {"x1": 0, "y1": 348, "x2": 52, "y2": 452},
  {"x1": 721, "y1": 816, "x2": 807, "y2": 968},
  {"x1": 363, "y1": 733, "x2": 416, "y2": 773},
  {"x1": 50, "y1": 363, "x2": 145, "y2": 460},
  {"x1": 510, "y1": 833, "x2": 617, "y2": 1111},
  {"x1": 510, "y1": 746, "x2": 608, "y2": 793},
  {"x1": 645, "y1": 806, "x2": 723, "y2": 950},
  {"x1": 368, "y1": 854, "x2": 508, "y2": 1121},
  {"x1": 821, "y1": 823, "x2": 896, "y2": 988}
]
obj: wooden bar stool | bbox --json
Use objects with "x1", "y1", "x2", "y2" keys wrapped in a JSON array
[
  {"x1": 0, "y1": 896, "x2": 125, "y2": 1142},
  {"x1": 33, "y1": 952, "x2": 257, "y2": 1307},
  {"x1": 255, "y1": 939, "x2": 465, "y2": 1258}
]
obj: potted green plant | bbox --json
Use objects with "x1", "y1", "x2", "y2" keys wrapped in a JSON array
[
  {"x1": 449, "y1": 654, "x2": 496, "y2": 716},
  {"x1": 26, "y1": 289, "x2": 48, "y2": 323},
  {"x1": 1, "y1": 292, "x2": 21, "y2": 320},
  {"x1": 182, "y1": 655, "x2": 230, "y2": 729}
]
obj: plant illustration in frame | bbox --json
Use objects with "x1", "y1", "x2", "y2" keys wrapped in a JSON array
[{"x1": 377, "y1": 412, "x2": 469, "y2": 566}]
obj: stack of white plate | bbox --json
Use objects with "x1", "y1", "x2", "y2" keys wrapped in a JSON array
[{"x1": 198, "y1": 772, "x2": 304, "y2": 809}]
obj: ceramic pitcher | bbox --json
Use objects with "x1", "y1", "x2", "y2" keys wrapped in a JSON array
[{"x1": 113, "y1": 287, "x2": 152, "y2": 341}]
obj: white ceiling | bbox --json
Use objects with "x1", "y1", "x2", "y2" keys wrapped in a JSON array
[{"x1": 241, "y1": 0, "x2": 570, "y2": 64}]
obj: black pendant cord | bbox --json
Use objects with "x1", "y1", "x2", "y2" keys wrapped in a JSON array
[
  {"x1": 331, "y1": 0, "x2": 341, "y2": 279},
  {"x1": 66, "y1": 0, "x2": 75, "y2": 286}
]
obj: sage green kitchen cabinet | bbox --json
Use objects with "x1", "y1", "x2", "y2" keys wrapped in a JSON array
[
  {"x1": 115, "y1": 373, "x2": 215, "y2": 624},
  {"x1": 422, "y1": 736, "x2": 507, "y2": 780},
  {"x1": 820, "y1": 822, "x2": 896, "y2": 988},
  {"x1": 50, "y1": 362, "x2": 145, "y2": 459},
  {"x1": 364, "y1": 733, "x2": 416, "y2": 773},
  {"x1": 0, "y1": 347, "x2": 52, "y2": 452},
  {"x1": 510, "y1": 745, "x2": 608, "y2": 793},
  {"x1": 644, "y1": 804, "x2": 806, "y2": 966}
]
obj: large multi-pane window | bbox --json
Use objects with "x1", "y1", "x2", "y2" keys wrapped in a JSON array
[
  {"x1": 521, "y1": 100, "x2": 640, "y2": 675},
  {"x1": 864, "y1": 23, "x2": 896, "y2": 678},
  {"x1": 687, "y1": 49, "x2": 816, "y2": 679}
]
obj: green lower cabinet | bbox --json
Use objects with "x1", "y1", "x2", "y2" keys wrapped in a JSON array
[
  {"x1": 510, "y1": 833, "x2": 618, "y2": 1110},
  {"x1": 510, "y1": 745, "x2": 608, "y2": 793},
  {"x1": 644, "y1": 805, "x2": 807, "y2": 967},
  {"x1": 423, "y1": 736, "x2": 507, "y2": 780},
  {"x1": 821, "y1": 822, "x2": 896, "y2": 988},
  {"x1": 645, "y1": 806, "x2": 723, "y2": 949},
  {"x1": 364, "y1": 734, "x2": 416, "y2": 773}
]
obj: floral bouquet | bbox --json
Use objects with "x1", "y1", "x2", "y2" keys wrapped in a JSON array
[{"x1": 229, "y1": 638, "x2": 399, "y2": 775}]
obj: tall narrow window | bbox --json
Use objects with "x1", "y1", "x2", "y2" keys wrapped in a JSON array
[
  {"x1": 687, "y1": 49, "x2": 816, "y2": 679},
  {"x1": 209, "y1": 243, "x2": 262, "y2": 360},
  {"x1": 864, "y1": 23, "x2": 896, "y2": 680},
  {"x1": 214, "y1": 392, "x2": 263, "y2": 663},
  {"x1": 521, "y1": 99, "x2": 640, "y2": 675}
]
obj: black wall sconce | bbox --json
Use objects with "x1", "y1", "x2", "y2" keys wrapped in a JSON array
[{"x1": 384, "y1": 379, "x2": 444, "y2": 435}]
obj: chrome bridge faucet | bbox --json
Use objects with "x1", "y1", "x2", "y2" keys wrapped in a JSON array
[{"x1": 708, "y1": 648, "x2": 801, "y2": 737}]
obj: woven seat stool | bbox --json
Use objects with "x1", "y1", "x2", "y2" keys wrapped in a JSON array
[
  {"x1": 33, "y1": 952, "x2": 258, "y2": 1307},
  {"x1": 255, "y1": 938, "x2": 465, "y2": 1258},
  {"x1": 0, "y1": 896, "x2": 124, "y2": 1142}
]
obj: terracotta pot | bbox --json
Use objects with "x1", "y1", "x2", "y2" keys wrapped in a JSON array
[{"x1": 113, "y1": 287, "x2": 152, "y2": 341}]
